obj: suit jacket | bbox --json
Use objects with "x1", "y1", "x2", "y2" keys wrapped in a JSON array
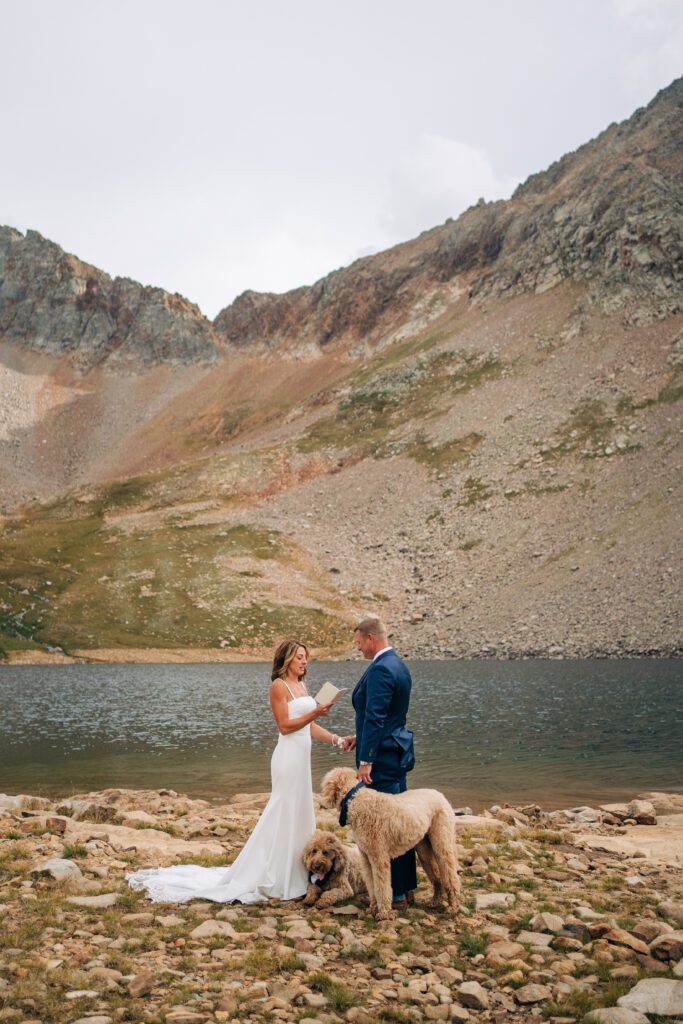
[{"x1": 352, "y1": 648, "x2": 412, "y2": 776}]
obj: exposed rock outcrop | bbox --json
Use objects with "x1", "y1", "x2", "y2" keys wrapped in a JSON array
[
  {"x1": 0, "y1": 228, "x2": 219, "y2": 366},
  {"x1": 213, "y1": 77, "x2": 683, "y2": 353}
]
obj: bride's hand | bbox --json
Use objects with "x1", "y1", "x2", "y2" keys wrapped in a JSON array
[{"x1": 313, "y1": 702, "x2": 333, "y2": 718}]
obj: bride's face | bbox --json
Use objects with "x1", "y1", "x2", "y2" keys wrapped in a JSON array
[{"x1": 290, "y1": 646, "x2": 308, "y2": 678}]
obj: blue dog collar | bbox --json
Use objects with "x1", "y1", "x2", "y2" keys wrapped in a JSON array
[{"x1": 339, "y1": 781, "x2": 366, "y2": 827}]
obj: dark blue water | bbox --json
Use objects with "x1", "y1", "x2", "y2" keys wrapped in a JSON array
[{"x1": 0, "y1": 660, "x2": 681, "y2": 808}]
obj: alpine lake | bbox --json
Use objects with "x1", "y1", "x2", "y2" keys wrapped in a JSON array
[{"x1": 1, "y1": 658, "x2": 681, "y2": 810}]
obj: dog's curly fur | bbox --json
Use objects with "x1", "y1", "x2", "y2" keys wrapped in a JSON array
[
  {"x1": 321, "y1": 767, "x2": 460, "y2": 920},
  {"x1": 302, "y1": 829, "x2": 367, "y2": 908}
]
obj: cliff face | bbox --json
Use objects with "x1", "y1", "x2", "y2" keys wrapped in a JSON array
[
  {"x1": 214, "y1": 77, "x2": 683, "y2": 352},
  {"x1": 0, "y1": 228, "x2": 218, "y2": 366}
]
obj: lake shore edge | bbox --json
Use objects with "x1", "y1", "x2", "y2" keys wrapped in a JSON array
[{"x1": 2, "y1": 644, "x2": 682, "y2": 664}]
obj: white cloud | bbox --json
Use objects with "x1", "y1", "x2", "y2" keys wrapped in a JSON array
[{"x1": 377, "y1": 135, "x2": 519, "y2": 246}]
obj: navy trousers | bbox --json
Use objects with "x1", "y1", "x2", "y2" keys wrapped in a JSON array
[{"x1": 370, "y1": 770, "x2": 417, "y2": 898}]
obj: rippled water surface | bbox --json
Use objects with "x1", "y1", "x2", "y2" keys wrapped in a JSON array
[{"x1": 1, "y1": 660, "x2": 681, "y2": 808}]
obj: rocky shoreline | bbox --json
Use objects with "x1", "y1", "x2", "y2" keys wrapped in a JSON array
[
  {"x1": 2, "y1": 646, "x2": 682, "y2": 665},
  {"x1": 1, "y1": 788, "x2": 682, "y2": 1024}
]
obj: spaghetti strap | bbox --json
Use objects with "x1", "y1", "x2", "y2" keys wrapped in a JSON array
[{"x1": 283, "y1": 680, "x2": 296, "y2": 699}]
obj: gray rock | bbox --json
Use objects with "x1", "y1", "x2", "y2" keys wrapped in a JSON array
[
  {"x1": 627, "y1": 799, "x2": 657, "y2": 824},
  {"x1": 66, "y1": 892, "x2": 118, "y2": 908},
  {"x1": 585, "y1": 1009, "x2": 650, "y2": 1024},
  {"x1": 517, "y1": 930, "x2": 554, "y2": 947},
  {"x1": 31, "y1": 857, "x2": 83, "y2": 882},
  {"x1": 127, "y1": 973, "x2": 156, "y2": 997},
  {"x1": 529, "y1": 912, "x2": 565, "y2": 933},
  {"x1": 660, "y1": 902, "x2": 683, "y2": 928},
  {"x1": 189, "y1": 919, "x2": 237, "y2": 939},
  {"x1": 303, "y1": 992, "x2": 328, "y2": 1008},
  {"x1": 0, "y1": 227, "x2": 218, "y2": 368},
  {"x1": 515, "y1": 984, "x2": 552, "y2": 1004},
  {"x1": 297, "y1": 953, "x2": 324, "y2": 971},
  {"x1": 617, "y1": 979, "x2": 683, "y2": 1016},
  {"x1": 0, "y1": 793, "x2": 51, "y2": 811},
  {"x1": 457, "y1": 982, "x2": 489, "y2": 1010},
  {"x1": 650, "y1": 932, "x2": 683, "y2": 963},
  {"x1": 475, "y1": 892, "x2": 516, "y2": 910}
]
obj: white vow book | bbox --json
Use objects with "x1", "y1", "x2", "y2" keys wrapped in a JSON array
[{"x1": 314, "y1": 682, "x2": 349, "y2": 706}]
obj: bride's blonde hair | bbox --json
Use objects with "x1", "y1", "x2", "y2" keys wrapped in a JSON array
[{"x1": 271, "y1": 639, "x2": 309, "y2": 682}]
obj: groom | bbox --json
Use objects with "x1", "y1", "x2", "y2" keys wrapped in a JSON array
[{"x1": 343, "y1": 615, "x2": 417, "y2": 908}]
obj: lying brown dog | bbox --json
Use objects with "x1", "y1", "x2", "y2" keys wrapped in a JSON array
[{"x1": 302, "y1": 829, "x2": 367, "y2": 909}]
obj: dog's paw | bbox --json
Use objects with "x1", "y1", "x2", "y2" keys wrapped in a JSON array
[
  {"x1": 303, "y1": 889, "x2": 319, "y2": 906},
  {"x1": 374, "y1": 908, "x2": 395, "y2": 921}
]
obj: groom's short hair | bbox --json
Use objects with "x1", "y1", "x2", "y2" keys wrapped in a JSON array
[{"x1": 355, "y1": 616, "x2": 387, "y2": 639}]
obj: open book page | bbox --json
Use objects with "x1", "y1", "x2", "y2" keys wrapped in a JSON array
[{"x1": 314, "y1": 682, "x2": 350, "y2": 706}]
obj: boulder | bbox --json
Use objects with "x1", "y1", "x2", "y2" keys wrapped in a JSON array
[
  {"x1": 30, "y1": 857, "x2": 83, "y2": 882},
  {"x1": 515, "y1": 984, "x2": 552, "y2": 1004},
  {"x1": 636, "y1": 793, "x2": 683, "y2": 815},
  {"x1": 71, "y1": 1018, "x2": 113, "y2": 1024},
  {"x1": 476, "y1": 892, "x2": 516, "y2": 910},
  {"x1": 121, "y1": 810, "x2": 159, "y2": 826},
  {"x1": 627, "y1": 800, "x2": 657, "y2": 824},
  {"x1": 457, "y1": 982, "x2": 489, "y2": 1010},
  {"x1": 659, "y1": 902, "x2": 683, "y2": 927},
  {"x1": 486, "y1": 940, "x2": 525, "y2": 960},
  {"x1": 66, "y1": 893, "x2": 119, "y2": 908},
  {"x1": 127, "y1": 973, "x2": 156, "y2": 997},
  {"x1": 650, "y1": 932, "x2": 683, "y2": 963},
  {"x1": 530, "y1": 912, "x2": 565, "y2": 933},
  {"x1": 189, "y1": 919, "x2": 237, "y2": 939},
  {"x1": 617, "y1": 979, "x2": 683, "y2": 1015},
  {"x1": 517, "y1": 930, "x2": 554, "y2": 947},
  {"x1": 603, "y1": 928, "x2": 650, "y2": 955},
  {"x1": 0, "y1": 793, "x2": 52, "y2": 811},
  {"x1": 585, "y1": 1009, "x2": 649, "y2": 1024}
]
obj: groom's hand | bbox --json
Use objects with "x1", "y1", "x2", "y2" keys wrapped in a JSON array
[{"x1": 357, "y1": 762, "x2": 372, "y2": 784}]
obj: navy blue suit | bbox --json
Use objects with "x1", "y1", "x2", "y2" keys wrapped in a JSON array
[{"x1": 352, "y1": 649, "x2": 417, "y2": 897}]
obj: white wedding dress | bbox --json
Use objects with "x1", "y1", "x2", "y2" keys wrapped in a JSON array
[{"x1": 127, "y1": 690, "x2": 317, "y2": 904}]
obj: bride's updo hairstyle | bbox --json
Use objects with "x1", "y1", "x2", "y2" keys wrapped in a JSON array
[{"x1": 271, "y1": 639, "x2": 309, "y2": 682}]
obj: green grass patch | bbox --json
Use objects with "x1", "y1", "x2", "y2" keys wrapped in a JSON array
[
  {"x1": 461, "y1": 476, "x2": 493, "y2": 507},
  {"x1": 307, "y1": 971, "x2": 360, "y2": 1012},
  {"x1": 458, "y1": 930, "x2": 488, "y2": 957},
  {"x1": 61, "y1": 843, "x2": 88, "y2": 859},
  {"x1": 407, "y1": 431, "x2": 484, "y2": 473},
  {"x1": 0, "y1": 500, "x2": 350, "y2": 652},
  {"x1": 297, "y1": 348, "x2": 502, "y2": 457}
]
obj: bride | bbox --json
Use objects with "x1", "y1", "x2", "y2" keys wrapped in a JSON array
[{"x1": 127, "y1": 639, "x2": 340, "y2": 904}]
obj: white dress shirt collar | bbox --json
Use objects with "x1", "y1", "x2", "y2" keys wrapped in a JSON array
[{"x1": 372, "y1": 645, "x2": 393, "y2": 662}]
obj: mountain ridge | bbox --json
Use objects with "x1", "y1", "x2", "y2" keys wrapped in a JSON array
[
  {"x1": 0, "y1": 79, "x2": 681, "y2": 661},
  {"x1": 2, "y1": 77, "x2": 682, "y2": 368}
]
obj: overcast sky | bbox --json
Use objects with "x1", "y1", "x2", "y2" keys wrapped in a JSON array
[{"x1": 2, "y1": 0, "x2": 681, "y2": 318}]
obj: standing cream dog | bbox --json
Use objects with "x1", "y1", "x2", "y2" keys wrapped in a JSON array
[{"x1": 321, "y1": 767, "x2": 460, "y2": 920}]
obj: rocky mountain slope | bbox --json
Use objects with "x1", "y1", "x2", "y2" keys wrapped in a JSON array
[{"x1": 0, "y1": 79, "x2": 681, "y2": 660}]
